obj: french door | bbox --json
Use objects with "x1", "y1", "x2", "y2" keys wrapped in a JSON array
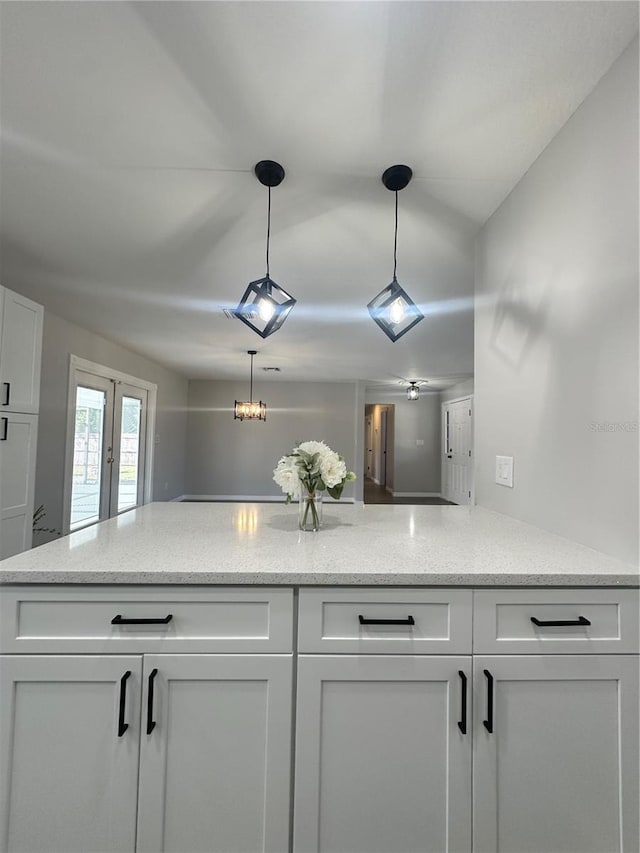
[{"x1": 69, "y1": 369, "x2": 149, "y2": 531}]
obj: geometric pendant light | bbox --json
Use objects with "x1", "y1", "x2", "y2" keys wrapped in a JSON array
[
  {"x1": 234, "y1": 350, "x2": 267, "y2": 421},
  {"x1": 368, "y1": 165, "x2": 424, "y2": 342},
  {"x1": 234, "y1": 160, "x2": 296, "y2": 339}
]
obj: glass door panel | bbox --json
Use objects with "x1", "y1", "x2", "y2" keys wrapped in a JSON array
[
  {"x1": 116, "y1": 394, "x2": 143, "y2": 513},
  {"x1": 70, "y1": 377, "x2": 112, "y2": 531}
]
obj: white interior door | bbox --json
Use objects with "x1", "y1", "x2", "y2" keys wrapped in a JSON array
[
  {"x1": 442, "y1": 398, "x2": 473, "y2": 504},
  {"x1": 365, "y1": 416, "x2": 373, "y2": 478},
  {"x1": 69, "y1": 370, "x2": 150, "y2": 531}
]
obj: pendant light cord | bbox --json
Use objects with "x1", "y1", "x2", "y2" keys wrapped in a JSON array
[
  {"x1": 393, "y1": 190, "x2": 398, "y2": 281},
  {"x1": 266, "y1": 186, "x2": 271, "y2": 278},
  {"x1": 249, "y1": 352, "x2": 254, "y2": 401}
]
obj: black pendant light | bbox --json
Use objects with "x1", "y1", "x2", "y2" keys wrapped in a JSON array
[
  {"x1": 407, "y1": 381, "x2": 420, "y2": 401},
  {"x1": 234, "y1": 350, "x2": 266, "y2": 421},
  {"x1": 368, "y1": 165, "x2": 424, "y2": 342},
  {"x1": 234, "y1": 160, "x2": 296, "y2": 338}
]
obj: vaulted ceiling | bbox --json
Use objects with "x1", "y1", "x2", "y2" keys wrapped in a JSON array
[{"x1": 1, "y1": 1, "x2": 637, "y2": 386}]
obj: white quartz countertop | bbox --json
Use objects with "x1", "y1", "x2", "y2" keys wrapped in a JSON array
[{"x1": 0, "y1": 503, "x2": 637, "y2": 586}]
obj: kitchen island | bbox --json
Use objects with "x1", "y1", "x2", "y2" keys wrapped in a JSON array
[{"x1": 1, "y1": 503, "x2": 638, "y2": 853}]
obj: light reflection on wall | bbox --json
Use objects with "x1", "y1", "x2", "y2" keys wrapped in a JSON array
[{"x1": 234, "y1": 507, "x2": 259, "y2": 536}]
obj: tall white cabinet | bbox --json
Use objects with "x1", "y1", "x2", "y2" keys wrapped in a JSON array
[{"x1": 0, "y1": 286, "x2": 43, "y2": 559}]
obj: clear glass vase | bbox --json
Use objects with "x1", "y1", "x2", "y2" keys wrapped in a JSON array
[{"x1": 298, "y1": 491, "x2": 323, "y2": 531}]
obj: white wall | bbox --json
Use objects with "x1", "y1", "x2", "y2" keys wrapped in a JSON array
[
  {"x1": 186, "y1": 380, "x2": 360, "y2": 500},
  {"x1": 365, "y1": 389, "x2": 442, "y2": 494},
  {"x1": 33, "y1": 311, "x2": 189, "y2": 544},
  {"x1": 475, "y1": 40, "x2": 638, "y2": 564}
]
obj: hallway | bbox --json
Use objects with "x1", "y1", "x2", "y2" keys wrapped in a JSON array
[{"x1": 363, "y1": 478, "x2": 455, "y2": 505}]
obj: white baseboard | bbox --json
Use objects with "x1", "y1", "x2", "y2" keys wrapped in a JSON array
[
  {"x1": 391, "y1": 491, "x2": 442, "y2": 498},
  {"x1": 169, "y1": 495, "x2": 187, "y2": 502},
  {"x1": 179, "y1": 494, "x2": 356, "y2": 504}
]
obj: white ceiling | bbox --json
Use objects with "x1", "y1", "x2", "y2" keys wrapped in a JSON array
[{"x1": 0, "y1": 1, "x2": 637, "y2": 386}]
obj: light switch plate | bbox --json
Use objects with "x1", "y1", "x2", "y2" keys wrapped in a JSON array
[
  {"x1": 415, "y1": 439, "x2": 424, "y2": 446},
  {"x1": 496, "y1": 455, "x2": 514, "y2": 487}
]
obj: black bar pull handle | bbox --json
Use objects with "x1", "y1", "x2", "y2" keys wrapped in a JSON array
[
  {"x1": 531, "y1": 615, "x2": 591, "y2": 627},
  {"x1": 147, "y1": 668, "x2": 158, "y2": 734},
  {"x1": 358, "y1": 615, "x2": 415, "y2": 626},
  {"x1": 2, "y1": 382, "x2": 9, "y2": 406},
  {"x1": 0, "y1": 418, "x2": 7, "y2": 441},
  {"x1": 118, "y1": 670, "x2": 131, "y2": 737},
  {"x1": 457, "y1": 670, "x2": 467, "y2": 735},
  {"x1": 483, "y1": 669, "x2": 494, "y2": 734},
  {"x1": 112, "y1": 614, "x2": 173, "y2": 625}
]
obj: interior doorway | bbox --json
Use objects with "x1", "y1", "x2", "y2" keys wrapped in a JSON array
[
  {"x1": 363, "y1": 403, "x2": 394, "y2": 497},
  {"x1": 441, "y1": 396, "x2": 474, "y2": 505}
]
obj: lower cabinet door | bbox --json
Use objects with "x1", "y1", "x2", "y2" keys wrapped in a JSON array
[
  {"x1": 473, "y1": 655, "x2": 640, "y2": 853},
  {"x1": 136, "y1": 654, "x2": 293, "y2": 853},
  {"x1": 0, "y1": 655, "x2": 141, "y2": 853},
  {"x1": 293, "y1": 655, "x2": 472, "y2": 853}
]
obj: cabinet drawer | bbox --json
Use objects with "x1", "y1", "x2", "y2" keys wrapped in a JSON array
[
  {"x1": 0, "y1": 586, "x2": 294, "y2": 653},
  {"x1": 298, "y1": 588, "x2": 472, "y2": 654},
  {"x1": 473, "y1": 588, "x2": 639, "y2": 654}
]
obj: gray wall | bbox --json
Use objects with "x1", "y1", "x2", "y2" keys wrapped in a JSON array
[
  {"x1": 34, "y1": 311, "x2": 189, "y2": 544},
  {"x1": 186, "y1": 380, "x2": 359, "y2": 499},
  {"x1": 475, "y1": 39, "x2": 639, "y2": 564},
  {"x1": 440, "y1": 379, "x2": 474, "y2": 403},
  {"x1": 365, "y1": 389, "x2": 442, "y2": 494}
]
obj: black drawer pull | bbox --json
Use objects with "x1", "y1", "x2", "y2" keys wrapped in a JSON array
[
  {"x1": 112, "y1": 614, "x2": 173, "y2": 625},
  {"x1": 457, "y1": 670, "x2": 467, "y2": 735},
  {"x1": 2, "y1": 382, "x2": 9, "y2": 406},
  {"x1": 0, "y1": 418, "x2": 7, "y2": 441},
  {"x1": 117, "y1": 670, "x2": 131, "y2": 737},
  {"x1": 147, "y1": 668, "x2": 158, "y2": 734},
  {"x1": 358, "y1": 615, "x2": 415, "y2": 626},
  {"x1": 483, "y1": 669, "x2": 494, "y2": 734},
  {"x1": 531, "y1": 616, "x2": 591, "y2": 627}
]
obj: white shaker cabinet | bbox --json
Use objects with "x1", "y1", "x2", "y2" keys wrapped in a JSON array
[
  {"x1": 0, "y1": 655, "x2": 142, "y2": 853},
  {"x1": 293, "y1": 654, "x2": 472, "y2": 853},
  {"x1": 0, "y1": 413, "x2": 38, "y2": 560},
  {"x1": 472, "y1": 655, "x2": 639, "y2": 853},
  {"x1": 0, "y1": 587, "x2": 294, "y2": 853},
  {"x1": 0, "y1": 286, "x2": 43, "y2": 559}
]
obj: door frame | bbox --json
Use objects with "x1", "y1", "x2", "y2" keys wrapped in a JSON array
[
  {"x1": 441, "y1": 395, "x2": 474, "y2": 504},
  {"x1": 62, "y1": 355, "x2": 157, "y2": 534}
]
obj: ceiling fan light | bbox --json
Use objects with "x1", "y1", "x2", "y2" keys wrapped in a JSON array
[{"x1": 407, "y1": 382, "x2": 419, "y2": 401}]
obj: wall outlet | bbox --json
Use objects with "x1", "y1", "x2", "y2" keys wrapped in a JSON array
[
  {"x1": 496, "y1": 455, "x2": 514, "y2": 487},
  {"x1": 415, "y1": 439, "x2": 424, "y2": 446}
]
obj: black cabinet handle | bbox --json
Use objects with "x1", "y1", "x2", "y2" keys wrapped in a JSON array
[
  {"x1": 457, "y1": 670, "x2": 467, "y2": 735},
  {"x1": 146, "y1": 668, "x2": 158, "y2": 734},
  {"x1": 2, "y1": 382, "x2": 9, "y2": 406},
  {"x1": 1, "y1": 418, "x2": 7, "y2": 441},
  {"x1": 111, "y1": 614, "x2": 173, "y2": 625},
  {"x1": 358, "y1": 615, "x2": 415, "y2": 626},
  {"x1": 531, "y1": 616, "x2": 591, "y2": 627},
  {"x1": 118, "y1": 670, "x2": 131, "y2": 737},
  {"x1": 483, "y1": 669, "x2": 494, "y2": 734}
]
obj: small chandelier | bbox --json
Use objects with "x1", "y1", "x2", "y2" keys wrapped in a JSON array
[
  {"x1": 234, "y1": 350, "x2": 266, "y2": 422},
  {"x1": 235, "y1": 160, "x2": 296, "y2": 339},
  {"x1": 407, "y1": 381, "x2": 420, "y2": 401},
  {"x1": 368, "y1": 165, "x2": 424, "y2": 342}
]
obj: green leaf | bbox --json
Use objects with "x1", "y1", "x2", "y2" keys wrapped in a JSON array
[{"x1": 327, "y1": 482, "x2": 344, "y2": 500}]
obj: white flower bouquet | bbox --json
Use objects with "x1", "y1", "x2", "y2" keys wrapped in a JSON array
[{"x1": 273, "y1": 441, "x2": 356, "y2": 530}]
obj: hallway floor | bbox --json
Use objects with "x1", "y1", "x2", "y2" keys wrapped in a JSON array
[{"x1": 363, "y1": 478, "x2": 455, "y2": 505}]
